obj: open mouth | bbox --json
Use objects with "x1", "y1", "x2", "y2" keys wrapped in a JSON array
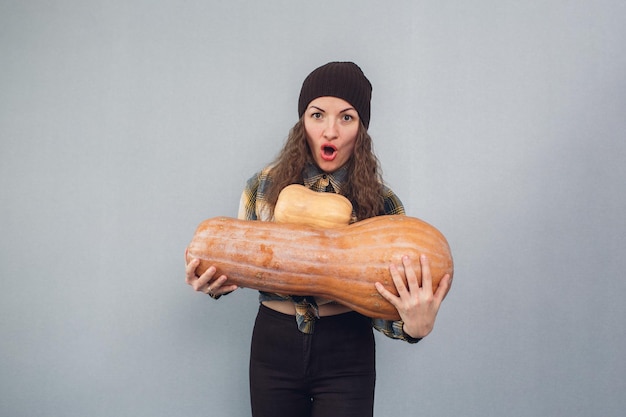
[{"x1": 321, "y1": 144, "x2": 337, "y2": 161}]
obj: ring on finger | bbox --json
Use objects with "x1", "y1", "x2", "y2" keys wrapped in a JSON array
[{"x1": 207, "y1": 287, "x2": 219, "y2": 299}]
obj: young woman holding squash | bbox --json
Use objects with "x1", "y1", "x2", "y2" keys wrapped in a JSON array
[{"x1": 185, "y1": 62, "x2": 452, "y2": 417}]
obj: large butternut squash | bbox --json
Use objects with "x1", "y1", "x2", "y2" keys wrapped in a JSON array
[{"x1": 186, "y1": 215, "x2": 453, "y2": 320}]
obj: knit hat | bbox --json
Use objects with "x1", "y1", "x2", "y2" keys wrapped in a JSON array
[{"x1": 298, "y1": 62, "x2": 372, "y2": 128}]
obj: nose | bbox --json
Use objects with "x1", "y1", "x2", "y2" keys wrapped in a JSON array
[{"x1": 323, "y1": 119, "x2": 338, "y2": 140}]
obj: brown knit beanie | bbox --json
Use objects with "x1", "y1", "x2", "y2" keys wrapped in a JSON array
[{"x1": 298, "y1": 62, "x2": 372, "y2": 129}]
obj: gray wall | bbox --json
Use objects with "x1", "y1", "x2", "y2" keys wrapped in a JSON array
[{"x1": 1, "y1": 1, "x2": 625, "y2": 416}]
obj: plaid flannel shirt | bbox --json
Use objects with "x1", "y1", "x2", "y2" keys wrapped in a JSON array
[{"x1": 237, "y1": 162, "x2": 421, "y2": 343}]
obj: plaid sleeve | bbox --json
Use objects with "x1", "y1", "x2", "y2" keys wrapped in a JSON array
[
  {"x1": 372, "y1": 318, "x2": 422, "y2": 344},
  {"x1": 381, "y1": 185, "x2": 406, "y2": 216},
  {"x1": 238, "y1": 167, "x2": 274, "y2": 221},
  {"x1": 238, "y1": 173, "x2": 260, "y2": 221},
  {"x1": 371, "y1": 186, "x2": 422, "y2": 344}
]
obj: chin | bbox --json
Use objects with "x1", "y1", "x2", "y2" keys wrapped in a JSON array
[
  {"x1": 316, "y1": 161, "x2": 339, "y2": 173},
  {"x1": 314, "y1": 154, "x2": 348, "y2": 173}
]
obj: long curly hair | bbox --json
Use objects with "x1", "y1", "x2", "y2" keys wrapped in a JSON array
[{"x1": 265, "y1": 119, "x2": 385, "y2": 220}]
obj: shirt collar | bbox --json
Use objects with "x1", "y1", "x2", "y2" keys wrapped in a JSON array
[{"x1": 303, "y1": 162, "x2": 349, "y2": 194}]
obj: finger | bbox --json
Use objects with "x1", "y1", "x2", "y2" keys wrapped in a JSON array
[
  {"x1": 219, "y1": 284, "x2": 239, "y2": 294},
  {"x1": 402, "y1": 256, "x2": 420, "y2": 293},
  {"x1": 193, "y1": 266, "x2": 216, "y2": 291},
  {"x1": 389, "y1": 263, "x2": 409, "y2": 296},
  {"x1": 210, "y1": 275, "x2": 239, "y2": 296},
  {"x1": 375, "y1": 282, "x2": 401, "y2": 309},
  {"x1": 434, "y1": 273, "x2": 452, "y2": 303},
  {"x1": 206, "y1": 274, "x2": 227, "y2": 293},
  {"x1": 419, "y1": 254, "x2": 433, "y2": 293},
  {"x1": 185, "y1": 258, "x2": 200, "y2": 284}
]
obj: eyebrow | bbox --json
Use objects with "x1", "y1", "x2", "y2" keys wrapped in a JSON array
[{"x1": 308, "y1": 105, "x2": 356, "y2": 113}]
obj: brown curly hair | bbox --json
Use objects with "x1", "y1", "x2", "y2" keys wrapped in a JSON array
[{"x1": 265, "y1": 119, "x2": 385, "y2": 220}]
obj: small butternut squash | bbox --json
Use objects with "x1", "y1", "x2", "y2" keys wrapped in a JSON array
[
  {"x1": 186, "y1": 215, "x2": 453, "y2": 320},
  {"x1": 274, "y1": 184, "x2": 353, "y2": 228}
]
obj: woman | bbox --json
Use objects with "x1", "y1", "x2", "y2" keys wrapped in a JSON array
[{"x1": 185, "y1": 61, "x2": 452, "y2": 417}]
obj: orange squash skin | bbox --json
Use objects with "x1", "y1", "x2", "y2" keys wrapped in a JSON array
[
  {"x1": 186, "y1": 215, "x2": 453, "y2": 320},
  {"x1": 274, "y1": 184, "x2": 354, "y2": 228}
]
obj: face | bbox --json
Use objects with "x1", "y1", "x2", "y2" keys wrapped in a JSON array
[{"x1": 303, "y1": 96, "x2": 360, "y2": 173}]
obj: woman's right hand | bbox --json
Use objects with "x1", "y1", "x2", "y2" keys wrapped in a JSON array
[{"x1": 185, "y1": 257, "x2": 238, "y2": 299}]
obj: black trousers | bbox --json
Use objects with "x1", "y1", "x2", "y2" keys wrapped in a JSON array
[{"x1": 249, "y1": 304, "x2": 376, "y2": 417}]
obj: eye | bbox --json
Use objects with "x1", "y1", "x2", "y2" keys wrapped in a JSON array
[
  {"x1": 341, "y1": 114, "x2": 354, "y2": 122},
  {"x1": 311, "y1": 112, "x2": 323, "y2": 119}
]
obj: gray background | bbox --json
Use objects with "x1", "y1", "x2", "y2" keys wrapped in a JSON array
[{"x1": 1, "y1": 1, "x2": 625, "y2": 416}]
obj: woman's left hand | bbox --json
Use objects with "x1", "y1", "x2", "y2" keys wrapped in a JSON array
[{"x1": 375, "y1": 254, "x2": 452, "y2": 339}]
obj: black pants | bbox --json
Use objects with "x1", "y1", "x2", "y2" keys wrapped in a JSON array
[{"x1": 249, "y1": 304, "x2": 376, "y2": 417}]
